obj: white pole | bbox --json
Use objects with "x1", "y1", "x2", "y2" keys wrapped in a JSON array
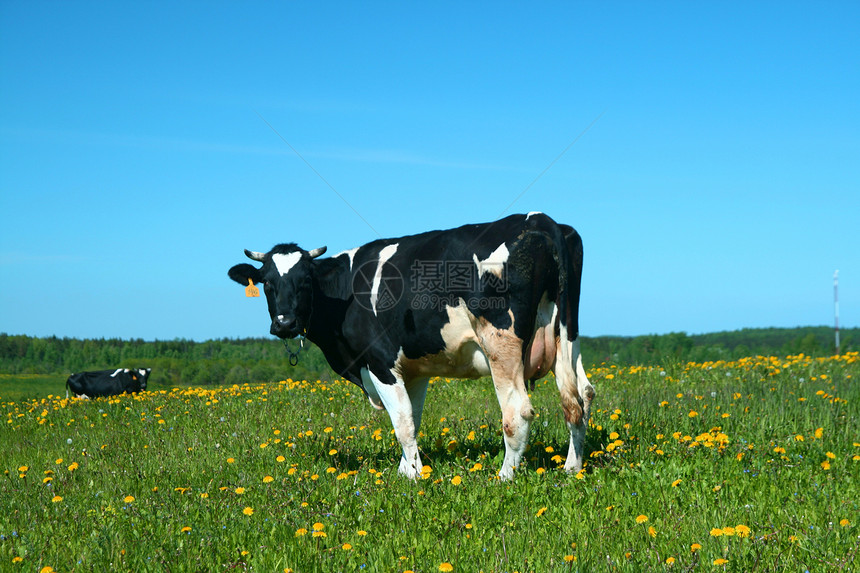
[{"x1": 834, "y1": 270, "x2": 840, "y2": 355}]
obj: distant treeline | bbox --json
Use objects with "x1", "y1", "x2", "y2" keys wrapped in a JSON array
[
  {"x1": 0, "y1": 326, "x2": 853, "y2": 387},
  {"x1": 585, "y1": 326, "x2": 854, "y2": 365}
]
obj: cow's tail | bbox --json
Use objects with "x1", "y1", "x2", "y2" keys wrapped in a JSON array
[
  {"x1": 552, "y1": 222, "x2": 594, "y2": 425},
  {"x1": 546, "y1": 221, "x2": 594, "y2": 472},
  {"x1": 65, "y1": 377, "x2": 70, "y2": 400}
]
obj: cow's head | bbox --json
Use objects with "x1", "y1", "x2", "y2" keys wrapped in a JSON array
[
  {"x1": 138, "y1": 368, "x2": 151, "y2": 390},
  {"x1": 228, "y1": 243, "x2": 327, "y2": 339}
]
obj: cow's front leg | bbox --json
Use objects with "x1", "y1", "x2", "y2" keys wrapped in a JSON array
[{"x1": 361, "y1": 368, "x2": 424, "y2": 479}]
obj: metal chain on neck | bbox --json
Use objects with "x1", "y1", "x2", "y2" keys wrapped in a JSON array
[{"x1": 283, "y1": 335, "x2": 305, "y2": 366}]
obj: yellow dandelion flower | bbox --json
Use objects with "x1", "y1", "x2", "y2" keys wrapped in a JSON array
[
  {"x1": 536, "y1": 507, "x2": 548, "y2": 517},
  {"x1": 690, "y1": 543, "x2": 702, "y2": 552},
  {"x1": 710, "y1": 528, "x2": 723, "y2": 537},
  {"x1": 227, "y1": 458, "x2": 235, "y2": 464},
  {"x1": 722, "y1": 526, "x2": 735, "y2": 536},
  {"x1": 40, "y1": 567, "x2": 55, "y2": 573},
  {"x1": 671, "y1": 479, "x2": 682, "y2": 487},
  {"x1": 451, "y1": 475, "x2": 462, "y2": 485},
  {"x1": 713, "y1": 558, "x2": 728, "y2": 565},
  {"x1": 535, "y1": 467, "x2": 546, "y2": 475},
  {"x1": 67, "y1": 462, "x2": 79, "y2": 471},
  {"x1": 666, "y1": 557, "x2": 675, "y2": 565},
  {"x1": 564, "y1": 555, "x2": 575, "y2": 562},
  {"x1": 814, "y1": 428, "x2": 823, "y2": 439},
  {"x1": 840, "y1": 519, "x2": 850, "y2": 527},
  {"x1": 295, "y1": 528, "x2": 308, "y2": 537},
  {"x1": 235, "y1": 487, "x2": 245, "y2": 494},
  {"x1": 329, "y1": 449, "x2": 338, "y2": 455},
  {"x1": 735, "y1": 524, "x2": 751, "y2": 537},
  {"x1": 263, "y1": 476, "x2": 274, "y2": 483},
  {"x1": 825, "y1": 451, "x2": 836, "y2": 459},
  {"x1": 242, "y1": 506, "x2": 253, "y2": 516},
  {"x1": 276, "y1": 455, "x2": 286, "y2": 463},
  {"x1": 181, "y1": 526, "x2": 192, "y2": 533},
  {"x1": 17, "y1": 466, "x2": 28, "y2": 473},
  {"x1": 439, "y1": 563, "x2": 454, "y2": 572},
  {"x1": 635, "y1": 514, "x2": 648, "y2": 524},
  {"x1": 312, "y1": 531, "x2": 327, "y2": 538},
  {"x1": 688, "y1": 410, "x2": 698, "y2": 417},
  {"x1": 124, "y1": 496, "x2": 135, "y2": 503},
  {"x1": 326, "y1": 467, "x2": 337, "y2": 474},
  {"x1": 342, "y1": 543, "x2": 353, "y2": 550},
  {"x1": 821, "y1": 461, "x2": 831, "y2": 470},
  {"x1": 648, "y1": 526, "x2": 657, "y2": 538},
  {"x1": 312, "y1": 522, "x2": 325, "y2": 531},
  {"x1": 51, "y1": 495, "x2": 63, "y2": 503}
]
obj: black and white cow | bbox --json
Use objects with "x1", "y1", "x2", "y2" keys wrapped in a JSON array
[
  {"x1": 66, "y1": 368, "x2": 151, "y2": 399},
  {"x1": 228, "y1": 212, "x2": 594, "y2": 480}
]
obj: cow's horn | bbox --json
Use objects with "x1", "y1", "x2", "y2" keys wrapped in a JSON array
[
  {"x1": 308, "y1": 246, "x2": 327, "y2": 259},
  {"x1": 244, "y1": 249, "x2": 266, "y2": 262}
]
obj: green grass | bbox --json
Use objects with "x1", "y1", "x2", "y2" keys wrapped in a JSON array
[
  {"x1": 1, "y1": 353, "x2": 858, "y2": 572},
  {"x1": 0, "y1": 374, "x2": 69, "y2": 402}
]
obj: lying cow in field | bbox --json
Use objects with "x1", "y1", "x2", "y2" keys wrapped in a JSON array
[
  {"x1": 229, "y1": 212, "x2": 594, "y2": 480},
  {"x1": 66, "y1": 368, "x2": 151, "y2": 399}
]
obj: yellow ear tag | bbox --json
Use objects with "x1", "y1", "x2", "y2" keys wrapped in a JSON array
[{"x1": 245, "y1": 278, "x2": 260, "y2": 298}]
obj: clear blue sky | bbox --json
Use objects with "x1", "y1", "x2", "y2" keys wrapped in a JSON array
[{"x1": 1, "y1": 1, "x2": 857, "y2": 342}]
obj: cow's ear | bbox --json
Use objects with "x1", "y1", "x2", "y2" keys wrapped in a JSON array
[{"x1": 228, "y1": 263, "x2": 262, "y2": 286}]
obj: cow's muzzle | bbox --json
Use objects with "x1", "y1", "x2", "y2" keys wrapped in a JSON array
[{"x1": 271, "y1": 315, "x2": 299, "y2": 338}]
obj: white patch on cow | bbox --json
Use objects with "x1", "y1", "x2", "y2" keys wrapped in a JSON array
[
  {"x1": 334, "y1": 247, "x2": 359, "y2": 270},
  {"x1": 110, "y1": 369, "x2": 123, "y2": 377},
  {"x1": 439, "y1": 304, "x2": 492, "y2": 376},
  {"x1": 526, "y1": 211, "x2": 542, "y2": 219},
  {"x1": 472, "y1": 242, "x2": 509, "y2": 279},
  {"x1": 370, "y1": 243, "x2": 398, "y2": 315},
  {"x1": 389, "y1": 303, "x2": 492, "y2": 381},
  {"x1": 272, "y1": 252, "x2": 303, "y2": 277},
  {"x1": 360, "y1": 367, "x2": 424, "y2": 479}
]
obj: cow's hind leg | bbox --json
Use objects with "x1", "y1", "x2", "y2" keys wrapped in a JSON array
[
  {"x1": 555, "y1": 334, "x2": 595, "y2": 472},
  {"x1": 484, "y1": 329, "x2": 534, "y2": 480},
  {"x1": 361, "y1": 368, "x2": 426, "y2": 479}
]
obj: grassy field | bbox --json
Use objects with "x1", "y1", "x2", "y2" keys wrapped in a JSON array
[{"x1": 1, "y1": 353, "x2": 857, "y2": 572}]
